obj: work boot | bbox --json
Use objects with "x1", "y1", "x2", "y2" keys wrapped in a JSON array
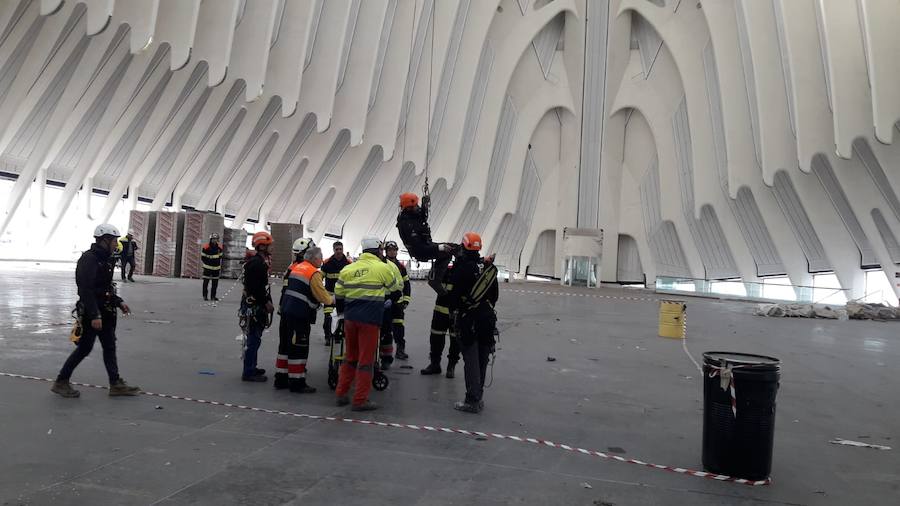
[
  {"x1": 212, "y1": 297, "x2": 219, "y2": 302},
  {"x1": 203, "y1": 296, "x2": 208, "y2": 301},
  {"x1": 290, "y1": 379, "x2": 316, "y2": 394},
  {"x1": 51, "y1": 380, "x2": 80, "y2": 398},
  {"x1": 128, "y1": 277, "x2": 135, "y2": 282},
  {"x1": 242, "y1": 374, "x2": 268, "y2": 382},
  {"x1": 395, "y1": 348, "x2": 409, "y2": 361},
  {"x1": 273, "y1": 373, "x2": 289, "y2": 389},
  {"x1": 254, "y1": 368, "x2": 266, "y2": 376},
  {"x1": 336, "y1": 396, "x2": 350, "y2": 407},
  {"x1": 324, "y1": 335, "x2": 331, "y2": 346},
  {"x1": 420, "y1": 363, "x2": 442, "y2": 375},
  {"x1": 445, "y1": 361, "x2": 457, "y2": 379},
  {"x1": 351, "y1": 400, "x2": 379, "y2": 412},
  {"x1": 109, "y1": 379, "x2": 141, "y2": 396},
  {"x1": 454, "y1": 401, "x2": 480, "y2": 414}
]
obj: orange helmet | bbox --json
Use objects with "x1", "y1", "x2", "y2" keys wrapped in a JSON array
[
  {"x1": 399, "y1": 192, "x2": 419, "y2": 209},
  {"x1": 252, "y1": 231, "x2": 273, "y2": 248},
  {"x1": 462, "y1": 232, "x2": 482, "y2": 251}
]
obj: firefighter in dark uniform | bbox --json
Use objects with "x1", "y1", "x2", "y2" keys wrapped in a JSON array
[
  {"x1": 275, "y1": 241, "x2": 333, "y2": 393},
  {"x1": 52, "y1": 224, "x2": 141, "y2": 398},
  {"x1": 384, "y1": 241, "x2": 411, "y2": 361},
  {"x1": 396, "y1": 192, "x2": 455, "y2": 295},
  {"x1": 321, "y1": 241, "x2": 352, "y2": 345},
  {"x1": 379, "y1": 253, "x2": 404, "y2": 370},
  {"x1": 420, "y1": 267, "x2": 460, "y2": 378},
  {"x1": 241, "y1": 231, "x2": 274, "y2": 382},
  {"x1": 447, "y1": 232, "x2": 499, "y2": 413},
  {"x1": 119, "y1": 231, "x2": 138, "y2": 282},
  {"x1": 201, "y1": 233, "x2": 223, "y2": 301}
]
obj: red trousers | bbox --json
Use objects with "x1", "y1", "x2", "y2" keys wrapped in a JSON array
[{"x1": 335, "y1": 320, "x2": 379, "y2": 406}]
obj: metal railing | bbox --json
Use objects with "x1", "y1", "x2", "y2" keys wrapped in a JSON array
[{"x1": 654, "y1": 276, "x2": 850, "y2": 305}]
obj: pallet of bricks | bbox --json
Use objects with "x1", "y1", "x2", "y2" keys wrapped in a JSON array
[
  {"x1": 180, "y1": 212, "x2": 225, "y2": 279},
  {"x1": 128, "y1": 210, "x2": 156, "y2": 275},
  {"x1": 152, "y1": 211, "x2": 185, "y2": 277},
  {"x1": 222, "y1": 228, "x2": 248, "y2": 279},
  {"x1": 269, "y1": 222, "x2": 304, "y2": 275}
]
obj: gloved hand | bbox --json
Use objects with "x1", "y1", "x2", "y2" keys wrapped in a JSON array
[
  {"x1": 383, "y1": 300, "x2": 393, "y2": 309},
  {"x1": 399, "y1": 301, "x2": 408, "y2": 310},
  {"x1": 421, "y1": 194, "x2": 431, "y2": 208}
]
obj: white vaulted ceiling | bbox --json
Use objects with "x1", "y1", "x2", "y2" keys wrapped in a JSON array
[
  {"x1": 2, "y1": 0, "x2": 900, "y2": 300},
  {"x1": 601, "y1": 0, "x2": 900, "y2": 301},
  {"x1": 0, "y1": 0, "x2": 579, "y2": 276}
]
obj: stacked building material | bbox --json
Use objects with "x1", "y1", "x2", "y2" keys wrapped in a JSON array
[
  {"x1": 128, "y1": 210, "x2": 156, "y2": 275},
  {"x1": 269, "y1": 222, "x2": 304, "y2": 275},
  {"x1": 152, "y1": 211, "x2": 185, "y2": 277},
  {"x1": 180, "y1": 212, "x2": 225, "y2": 278},
  {"x1": 222, "y1": 227, "x2": 248, "y2": 279}
]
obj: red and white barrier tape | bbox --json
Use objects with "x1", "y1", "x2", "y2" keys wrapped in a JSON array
[
  {"x1": 0, "y1": 371, "x2": 771, "y2": 487},
  {"x1": 708, "y1": 364, "x2": 743, "y2": 418}
]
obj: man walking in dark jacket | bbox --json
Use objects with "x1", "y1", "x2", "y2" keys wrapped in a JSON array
[
  {"x1": 119, "y1": 231, "x2": 138, "y2": 282},
  {"x1": 52, "y1": 224, "x2": 141, "y2": 398}
]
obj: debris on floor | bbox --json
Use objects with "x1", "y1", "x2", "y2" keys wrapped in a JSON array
[
  {"x1": 846, "y1": 302, "x2": 900, "y2": 321},
  {"x1": 155, "y1": 405, "x2": 163, "y2": 410},
  {"x1": 145, "y1": 319, "x2": 172, "y2": 324},
  {"x1": 580, "y1": 482, "x2": 593, "y2": 489},
  {"x1": 754, "y1": 303, "x2": 848, "y2": 320},
  {"x1": 198, "y1": 370, "x2": 216, "y2": 375},
  {"x1": 547, "y1": 356, "x2": 556, "y2": 362},
  {"x1": 829, "y1": 438, "x2": 891, "y2": 450}
]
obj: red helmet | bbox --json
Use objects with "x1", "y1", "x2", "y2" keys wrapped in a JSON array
[
  {"x1": 252, "y1": 231, "x2": 273, "y2": 248},
  {"x1": 399, "y1": 192, "x2": 419, "y2": 209},
  {"x1": 462, "y1": 232, "x2": 482, "y2": 251}
]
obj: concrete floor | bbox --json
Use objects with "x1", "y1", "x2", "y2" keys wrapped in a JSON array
[{"x1": 0, "y1": 261, "x2": 897, "y2": 505}]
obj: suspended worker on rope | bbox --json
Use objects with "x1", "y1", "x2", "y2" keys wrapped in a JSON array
[{"x1": 396, "y1": 192, "x2": 456, "y2": 295}]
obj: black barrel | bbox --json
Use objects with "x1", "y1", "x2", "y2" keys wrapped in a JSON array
[{"x1": 702, "y1": 351, "x2": 780, "y2": 481}]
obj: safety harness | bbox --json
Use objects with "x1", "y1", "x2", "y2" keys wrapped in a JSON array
[{"x1": 460, "y1": 263, "x2": 499, "y2": 312}]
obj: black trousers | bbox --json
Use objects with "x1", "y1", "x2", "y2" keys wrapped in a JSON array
[
  {"x1": 457, "y1": 305, "x2": 497, "y2": 404},
  {"x1": 461, "y1": 338, "x2": 493, "y2": 404},
  {"x1": 429, "y1": 303, "x2": 459, "y2": 365},
  {"x1": 380, "y1": 309, "x2": 394, "y2": 364},
  {"x1": 121, "y1": 257, "x2": 135, "y2": 280},
  {"x1": 202, "y1": 278, "x2": 219, "y2": 298},
  {"x1": 58, "y1": 313, "x2": 119, "y2": 384},
  {"x1": 392, "y1": 305, "x2": 406, "y2": 350}
]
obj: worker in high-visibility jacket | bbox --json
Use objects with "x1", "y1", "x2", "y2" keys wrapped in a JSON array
[
  {"x1": 321, "y1": 241, "x2": 352, "y2": 345},
  {"x1": 275, "y1": 239, "x2": 332, "y2": 393},
  {"x1": 384, "y1": 241, "x2": 411, "y2": 361},
  {"x1": 201, "y1": 233, "x2": 223, "y2": 301},
  {"x1": 334, "y1": 236, "x2": 402, "y2": 411}
]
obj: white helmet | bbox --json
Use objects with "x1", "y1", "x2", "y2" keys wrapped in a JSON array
[
  {"x1": 93, "y1": 223, "x2": 121, "y2": 238},
  {"x1": 292, "y1": 237, "x2": 315, "y2": 255},
  {"x1": 360, "y1": 235, "x2": 383, "y2": 251},
  {"x1": 209, "y1": 233, "x2": 220, "y2": 241}
]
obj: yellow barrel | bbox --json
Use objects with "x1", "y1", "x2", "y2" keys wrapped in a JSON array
[{"x1": 658, "y1": 300, "x2": 686, "y2": 339}]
